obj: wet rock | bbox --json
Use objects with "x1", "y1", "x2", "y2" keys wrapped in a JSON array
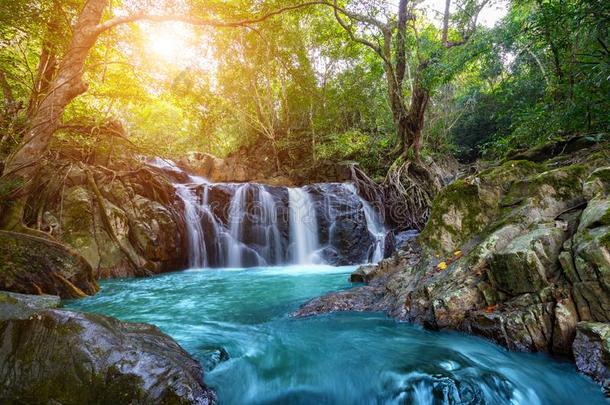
[
  {"x1": 552, "y1": 296, "x2": 579, "y2": 355},
  {"x1": 293, "y1": 285, "x2": 385, "y2": 317},
  {"x1": 0, "y1": 298, "x2": 216, "y2": 404},
  {"x1": 201, "y1": 347, "x2": 230, "y2": 372},
  {"x1": 393, "y1": 230, "x2": 419, "y2": 250},
  {"x1": 466, "y1": 301, "x2": 555, "y2": 352},
  {"x1": 573, "y1": 322, "x2": 610, "y2": 390},
  {"x1": 0, "y1": 231, "x2": 98, "y2": 298},
  {"x1": 57, "y1": 171, "x2": 186, "y2": 279},
  {"x1": 0, "y1": 290, "x2": 60, "y2": 310},
  {"x1": 350, "y1": 264, "x2": 378, "y2": 283}
]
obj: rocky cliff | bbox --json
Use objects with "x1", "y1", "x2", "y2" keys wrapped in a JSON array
[
  {"x1": 295, "y1": 141, "x2": 610, "y2": 391},
  {"x1": 19, "y1": 159, "x2": 187, "y2": 281}
]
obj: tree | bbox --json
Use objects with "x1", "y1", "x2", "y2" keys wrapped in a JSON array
[
  {"x1": 328, "y1": 0, "x2": 490, "y2": 161},
  {"x1": 0, "y1": 0, "x2": 330, "y2": 231}
]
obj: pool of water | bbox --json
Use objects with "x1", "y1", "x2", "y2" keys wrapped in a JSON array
[{"x1": 66, "y1": 265, "x2": 606, "y2": 404}]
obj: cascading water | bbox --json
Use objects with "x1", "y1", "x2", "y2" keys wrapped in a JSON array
[
  {"x1": 288, "y1": 188, "x2": 320, "y2": 264},
  {"x1": 345, "y1": 184, "x2": 386, "y2": 263},
  {"x1": 148, "y1": 159, "x2": 388, "y2": 268},
  {"x1": 227, "y1": 184, "x2": 283, "y2": 268},
  {"x1": 176, "y1": 185, "x2": 208, "y2": 268}
]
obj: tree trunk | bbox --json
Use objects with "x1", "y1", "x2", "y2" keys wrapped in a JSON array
[
  {"x1": 404, "y1": 80, "x2": 430, "y2": 161},
  {"x1": 0, "y1": 0, "x2": 109, "y2": 230}
]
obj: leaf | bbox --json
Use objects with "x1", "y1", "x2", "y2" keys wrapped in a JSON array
[{"x1": 437, "y1": 262, "x2": 448, "y2": 271}]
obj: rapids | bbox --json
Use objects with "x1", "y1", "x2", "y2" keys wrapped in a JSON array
[{"x1": 66, "y1": 265, "x2": 606, "y2": 404}]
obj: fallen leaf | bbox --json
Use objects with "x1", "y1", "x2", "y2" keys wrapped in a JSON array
[
  {"x1": 484, "y1": 305, "x2": 497, "y2": 313},
  {"x1": 437, "y1": 262, "x2": 448, "y2": 270},
  {"x1": 454, "y1": 250, "x2": 462, "y2": 257}
]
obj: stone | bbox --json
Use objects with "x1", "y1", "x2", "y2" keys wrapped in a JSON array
[
  {"x1": 487, "y1": 224, "x2": 566, "y2": 295},
  {"x1": 0, "y1": 231, "x2": 98, "y2": 298},
  {"x1": 552, "y1": 297, "x2": 579, "y2": 355},
  {"x1": 201, "y1": 347, "x2": 230, "y2": 372},
  {"x1": 0, "y1": 302, "x2": 216, "y2": 404},
  {"x1": 350, "y1": 264, "x2": 378, "y2": 283},
  {"x1": 573, "y1": 322, "x2": 610, "y2": 389},
  {"x1": 583, "y1": 167, "x2": 610, "y2": 199},
  {"x1": 58, "y1": 172, "x2": 186, "y2": 279}
]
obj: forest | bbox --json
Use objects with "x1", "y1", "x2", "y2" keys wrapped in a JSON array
[{"x1": 0, "y1": 0, "x2": 609, "y2": 404}]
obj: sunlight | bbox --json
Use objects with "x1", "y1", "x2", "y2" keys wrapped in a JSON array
[
  {"x1": 146, "y1": 22, "x2": 194, "y2": 62},
  {"x1": 143, "y1": 22, "x2": 217, "y2": 73}
]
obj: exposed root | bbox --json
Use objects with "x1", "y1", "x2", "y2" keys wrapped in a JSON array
[
  {"x1": 382, "y1": 158, "x2": 441, "y2": 230},
  {"x1": 85, "y1": 167, "x2": 147, "y2": 272},
  {"x1": 52, "y1": 273, "x2": 88, "y2": 298}
]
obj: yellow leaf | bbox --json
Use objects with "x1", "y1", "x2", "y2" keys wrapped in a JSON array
[
  {"x1": 438, "y1": 262, "x2": 448, "y2": 270},
  {"x1": 454, "y1": 250, "x2": 462, "y2": 257}
]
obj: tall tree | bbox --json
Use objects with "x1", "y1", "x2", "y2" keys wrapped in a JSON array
[{"x1": 0, "y1": 0, "x2": 327, "y2": 231}]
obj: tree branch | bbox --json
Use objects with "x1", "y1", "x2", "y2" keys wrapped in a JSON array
[{"x1": 95, "y1": 1, "x2": 333, "y2": 34}]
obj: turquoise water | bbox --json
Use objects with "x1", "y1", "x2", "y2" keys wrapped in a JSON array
[{"x1": 66, "y1": 265, "x2": 606, "y2": 404}]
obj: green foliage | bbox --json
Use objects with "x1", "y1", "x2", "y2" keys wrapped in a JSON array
[
  {"x1": 449, "y1": 0, "x2": 610, "y2": 160},
  {"x1": 0, "y1": 0, "x2": 607, "y2": 171}
]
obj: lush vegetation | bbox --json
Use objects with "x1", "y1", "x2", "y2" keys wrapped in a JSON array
[{"x1": 0, "y1": 0, "x2": 608, "y2": 181}]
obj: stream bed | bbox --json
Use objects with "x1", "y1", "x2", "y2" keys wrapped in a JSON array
[{"x1": 66, "y1": 265, "x2": 606, "y2": 404}]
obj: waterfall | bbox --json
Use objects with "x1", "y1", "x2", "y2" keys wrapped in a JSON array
[
  {"x1": 227, "y1": 184, "x2": 283, "y2": 268},
  {"x1": 175, "y1": 185, "x2": 208, "y2": 268},
  {"x1": 227, "y1": 185, "x2": 250, "y2": 268},
  {"x1": 288, "y1": 188, "x2": 320, "y2": 264},
  {"x1": 345, "y1": 184, "x2": 386, "y2": 263},
  {"x1": 149, "y1": 158, "x2": 389, "y2": 268}
]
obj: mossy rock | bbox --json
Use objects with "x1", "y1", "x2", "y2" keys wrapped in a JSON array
[
  {"x1": 487, "y1": 224, "x2": 566, "y2": 295},
  {"x1": 0, "y1": 307, "x2": 216, "y2": 404},
  {"x1": 0, "y1": 231, "x2": 98, "y2": 298}
]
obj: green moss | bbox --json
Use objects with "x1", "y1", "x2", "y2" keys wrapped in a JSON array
[
  {"x1": 601, "y1": 206, "x2": 610, "y2": 226},
  {"x1": 479, "y1": 160, "x2": 546, "y2": 186},
  {"x1": 600, "y1": 232, "x2": 610, "y2": 249},
  {"x1": 589, "y1": 167, "x2": 610, "y2": 183},
  {"x1": 420, "y1": 178, "x2": 494, "y2": 254}
]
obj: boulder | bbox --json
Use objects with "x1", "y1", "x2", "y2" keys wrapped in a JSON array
[
  {"x1": 58, "y1": 176, "x2": 186, "y2": 279},
  {"x1": 0, "y1": 294, "x2": 216, "y2": 404},
  {"x1": 573, "y1": 322, "x2": 610, "y2": 391},
  {"x1": 0, "y1": 231, "x2": 98, "y2": 298},
  {"x1": 487, "y1": 224, "x2": 566, "y2": 295},
  {"x1": 350, "y1": 264, "x2": 378, "y2": 283}
]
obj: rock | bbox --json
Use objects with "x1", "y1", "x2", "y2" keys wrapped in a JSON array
[
  {"x1": 294, "y1": 147, "x2": 610, "y2": 380},
  {"x1": 293, "y1": 285, "x2": 384, "y2": 317},
  {"x1": 0, "y1": 230, "x2": 98, "y2": 298},
  {"x1": 583, "y1": 167, "x2": 610, "y2": 199},
  {"x1": 57, "y1": 171, "x2": 186, "y2": 279},
  {"x1": 177, "y1": 151, "x2": 280, "y2": 184},
  {"x1": 0, "y1": 290, "x2": 60, "y2": 310},
  {"x1": 0, "y1": 298, "x2": 216, "y2": 404},
  {"x1": 201, "y1": 347, "x2": 230, "y2": 372},
  {"x1": 487, "y1": 224, "x2": 566, "y2": 295},
  {"x1": 568, "y1": 183, "x2": 610, "y2": 322},
  {"x1": 393, "y1": 230, "x2": 419, "y2": 250},
  {"x1": 350, "y1": 264, "x2": 378, "y2": 283},
  {"x1": 466, "y1": 301, "x2": 555, "y2": 352},
  {"x1": 552, "y1": 296, "x2": 579, "y2": 355},
  {"x1": 573, "y1": 322, "x2": 610, "y2": 390},
  {"x1": 308, "y1": 183, "x2": 375, "y2": 264},
  {"x1": 419, "y1": 160, "x2": 545, "y2": 255}
]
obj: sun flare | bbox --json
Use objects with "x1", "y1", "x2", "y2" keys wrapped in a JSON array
[{"x1": 143, "y1": 22, "x2": 216, "y2": 72}]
